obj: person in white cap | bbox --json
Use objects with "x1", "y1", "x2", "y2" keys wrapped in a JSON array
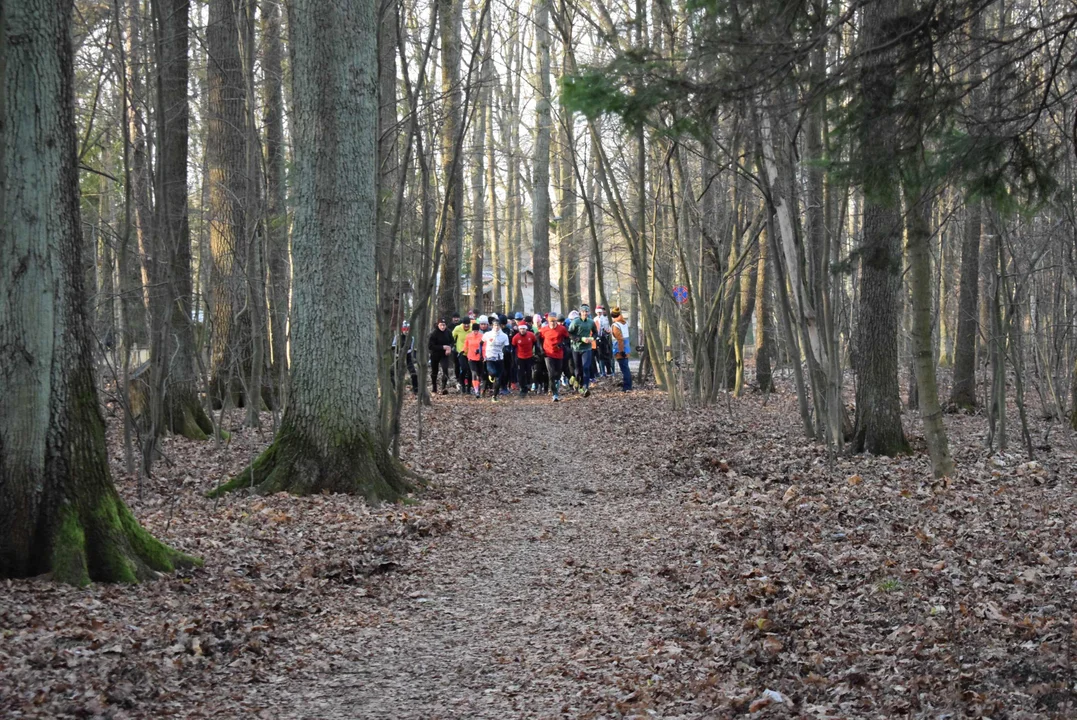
[{"x1": 481, "y1": 317, "x2": 510, "y2": 402}]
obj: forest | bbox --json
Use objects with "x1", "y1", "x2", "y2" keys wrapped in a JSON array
[{"x1": 2, "y1": 0, "x2": 1077, "y2": 716}]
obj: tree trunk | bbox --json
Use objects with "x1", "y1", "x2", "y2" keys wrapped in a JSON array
[
  {"x1": 143, "y1": 0, "x2": 215, "y2": 442},
  {"x1": 755, "y1": 222, "x2": 775, "y2": 392},
  {"x1": 1, "y1": 0, "x2": 197, "y2": 584},
  {"x1": 531, "y1": 0, "x2": 552, "y2": 314},
  {"x1": 949, "y1": 199, "x2": 981, "y2": 409},
  {"x1": 469, "y1": 7, "x2": 490, "y2": 313},
  {"x1": 851, "y1": 0, "x2": 908, "y2": 456},
  {"x1": 264, "y1": 0, "x2": 290, "y2": 409},
  {"x1": 206, "y1": 0, "x2": 253, "y2": 408},
  {"x1": 211, "y1": 0, "x2": 411, "y2": 500},
  {"x1": 905, "y1": 187, "x2": 955, "y2": 476},
  {"x1": 436, "y1": 0, "x2": 463, "y2": 320}
]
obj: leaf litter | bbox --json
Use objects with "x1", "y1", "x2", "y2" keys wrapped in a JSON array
[{"x1": 2, "y1": 377, "x2": 1077, "y2": 718}]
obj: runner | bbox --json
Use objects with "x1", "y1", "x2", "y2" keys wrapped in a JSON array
[
  {"x1": 464, "y1": 321, "x2": 485, "y2": 397},
  {"x1": 538, "y1": 312, "x2": 570, "y2": 402},
  {"x1": 568, "y1": 304, "x2": 597, "y2": 397},
  {"x1": 428, "y1": 318, "x2": 454, "y2": 395},
  {"x1": 391, "y1": 320, "x2": 418, "y2": 394},
  {"x1": 511, "y1": 319, "x2": 537, "y2": 397},
  {"x1": 452, "y1": 311, "x2": 471, "y2": 393},
  {"x1": 476, "y1": 315, "x2": 492, "y2": 394},
  {"x1": 594, "y1": 305, "x2": 613, "y2": 378},
  {"x1": 482, "y1": 318, "x2": 510, "y2": 402},
  {"x1": 611, "y1": 306, "x2": 633, "y2": 392}
]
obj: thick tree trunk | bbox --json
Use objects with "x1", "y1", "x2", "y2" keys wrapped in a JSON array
[
  {"x1": 949, "y1": 199, "x2": 981, "y2": 409},
  {"x1": 210, "y1": 0, "x2": 411, "y2": 501},
  {"x1": 851, "y1": 0, "x2": 908, "y2": 456},
  {"x1": 531, "y1": 0, "x2": 552, "y2": 314},
  {"x1": 207, "y1": 0, "x2": 254, "y2": 408},
  {"x1": 1, "y1": 0, "x2": 197, "y2": 584}
]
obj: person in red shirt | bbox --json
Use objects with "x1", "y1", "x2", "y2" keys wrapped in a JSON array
[
  {"x1": 511, "y1": 321, "x2": 538, "y2": 397},
  {"x1": 463, "y1": 322, "x2": 485, "y2": 397},
  {"x1": 538, "y1": 313, "x2": 570, "y2": 402}
]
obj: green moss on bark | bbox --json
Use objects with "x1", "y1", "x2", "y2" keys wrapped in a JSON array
[
  {"x1": 49, "y1": 495, "x2": 201, "y2": 586},
  {"x1": 51, "y1": 507, "x2": 91, "y2": 587},
  {"x1": 207, "y1": 425, "x2": 415, "y2": 502}
]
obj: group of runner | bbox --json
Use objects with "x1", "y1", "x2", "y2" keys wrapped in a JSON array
[{"x1": 397, "y1": 304, "x2": 633, "y2": 402}]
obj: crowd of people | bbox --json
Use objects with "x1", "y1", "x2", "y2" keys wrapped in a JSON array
[{"x1": 394, "y1": 304, "x2": 633, "y2": 402}]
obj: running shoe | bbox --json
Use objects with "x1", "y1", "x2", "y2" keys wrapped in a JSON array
[
  {"x1": 582, "y1": 387, "x2": 591, "y2": 397},
  {"x1": 552, "y1": 394, "x2": 560, "y2": 402}
]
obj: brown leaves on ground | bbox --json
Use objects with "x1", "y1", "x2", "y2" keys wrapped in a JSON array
[{"x1": 3, "y1": 375, "x2": 1077, "y2": 718}]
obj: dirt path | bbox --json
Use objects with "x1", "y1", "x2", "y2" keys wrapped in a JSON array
[{"x1": 267, "y1": 389, "x2": 690, "y2": 719}]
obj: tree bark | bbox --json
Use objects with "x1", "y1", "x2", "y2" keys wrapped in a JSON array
[
  {"x1": 905, "y1": 188, "x2": 955, "y2": 476},
  {"x1": 264, "y1": 0, "x2": 290, "y2": 409},
  {"x1": 755, "y1": 223, "x2": 775, "y2": 393},
  {"x1": 210, "y1": 0, "x2": 411, "y2": 500},
  {"x1": 436, "y1": 0, "x2": 464, "y2": 320},
  {"x1": 949, "y1": 199, "x2": 981, "y2": 409},
  {"x1": 1, "y1": 0, "x2": 197, "y2": 584},
  {"x1": 469, "y1": 4, "x2": 490, "y2": 313},
  {"x1": 207, "y1": 0, "x2": 254, "y2": 409},
  {"x1": 531, "y1": 0, "x2": 553, "y2": 314},
  {"x1": 851, "y1": 0, "x2": 909, "y2": 456},
  {"x1": 143, "y1": 0, "x2": 214, "y2": 442}
]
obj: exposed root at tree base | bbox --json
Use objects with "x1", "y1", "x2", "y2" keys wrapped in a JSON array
[
  {"x1": 206, "y1": 427, "x2": 415, "y2": 503},
  {"x1": 51, "y1": 493, "x2": 201, "y2": 586},
  {"x1": 164, "y1": 390, "x2": 216, "y2": 441}
]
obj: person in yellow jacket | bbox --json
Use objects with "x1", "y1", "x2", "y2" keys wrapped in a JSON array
[{"x1": 451, "y1": 312, "x2": 471, "y2": 393}]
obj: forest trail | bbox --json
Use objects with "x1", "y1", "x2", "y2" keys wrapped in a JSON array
[{"x1": 269, "y1": 387, "x2": 683, "y2": 718}]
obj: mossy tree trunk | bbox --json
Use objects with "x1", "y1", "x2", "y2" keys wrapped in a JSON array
[
  {"x1": 210, "y1": 0, "x2": 411, "y2": 502},
  {"x1": 0, "y1": 0, "x2": 198, "y2": 584}
]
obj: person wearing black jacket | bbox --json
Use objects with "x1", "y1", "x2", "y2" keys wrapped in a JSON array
[{"x1": 428, "y1": 318, "x2": 455, "y2": 394}]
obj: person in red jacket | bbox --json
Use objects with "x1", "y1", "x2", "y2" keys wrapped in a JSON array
[
  {"x1": 511, "y1": 321, "x2": 538, "y2": 397},
  {"x1": 538, "y1": 313, "x2": 570, "y2": 402}
]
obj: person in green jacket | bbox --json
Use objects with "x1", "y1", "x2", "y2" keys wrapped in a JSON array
[
  {"x1": 451, "y1": 312, "x2": 471, "y2": 393},
  {"x1": 567, "y1": 304, "x2": 598, "y2": 396}
]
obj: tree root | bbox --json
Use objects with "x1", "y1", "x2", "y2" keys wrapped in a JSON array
[
  {"x1": 51, "y1": 493, "x2": 201, "y2": 586},
  {"x1": 163, "y1": 388, "x2": 215, "y2": 440},
  {"x1": 206, "y1": 426, "x2": 416, "y2": 502}
]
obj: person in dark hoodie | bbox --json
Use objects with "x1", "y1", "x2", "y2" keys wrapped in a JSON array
[{"x1": 428, "y1": 318, "x2": 455, "y2": 395}]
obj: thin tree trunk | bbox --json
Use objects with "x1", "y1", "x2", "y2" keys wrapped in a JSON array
[
  {"x1": 531, "y1": 0, "x2": 553, "y2": 314},
  {"x1": 949, "y1": 199, "x2": 981, "y2": 409},
  {"x1": 264, "y1": 0, "x2": 290, "y2": 410},
  {"x1": 906, "y1": 187, "x2": 955, "y2": 476}
]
